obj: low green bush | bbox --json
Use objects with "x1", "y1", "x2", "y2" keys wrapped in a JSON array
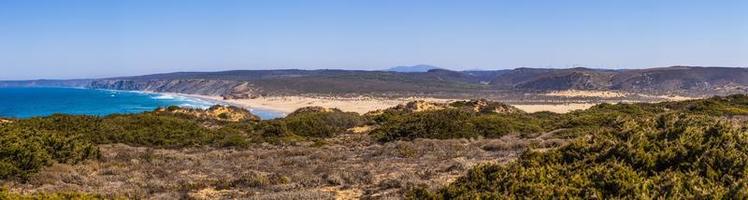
[
  {"x1": 282, "y1": 110, "x2": 364, "y2": 138},
  {"x1": 373, "y1": 109, "x2": 481, "y2": 142},
  {"x1": 377, "y1": 95, "x2": 748, "y2": 142},
  {"x1": 372, "y1": 109, "x2": 552, "y2": 142},
  {"x1": 0, "y1": 124, "x2": 99, "y2": 180},
  {"x1": 410, "y1": 113, "x2": 748, "y2": 199}
]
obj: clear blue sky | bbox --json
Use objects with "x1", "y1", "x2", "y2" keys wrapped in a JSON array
[{"x1": 1, "y1": 0, "x2": 746, "y2": 80}]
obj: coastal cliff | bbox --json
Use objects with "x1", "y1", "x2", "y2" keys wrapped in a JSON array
[{"x1": 89, "y1": 79, "x2": 261, "y2": 99}]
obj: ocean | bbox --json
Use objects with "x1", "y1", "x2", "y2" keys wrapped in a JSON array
[{"x1": 0, "y1": 87, "x2": 284, "y2": 119}]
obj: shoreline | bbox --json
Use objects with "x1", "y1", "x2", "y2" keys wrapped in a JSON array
[
  {"x1": 179, "y1": 94, "x2": 456, "y2": 114},
  {"x1": 167, "y1": 93, "x2": 602, "y2": 114},
  {"x1": 107, "y1": 89, "x2": 693, "y2": 115},
  {"x1": 0, "y1": 87, "x2": 685, "y2": 118},
  {"x1": 161, "y1": 93, "x2": 289, "y2": 118},
  {"x1": 86, "y1": 88, "x2": 682, "y2": 114}
]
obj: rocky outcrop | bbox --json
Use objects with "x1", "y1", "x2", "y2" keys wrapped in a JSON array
[
  {"x1": 156, "y1": 105, "x2": 260, "y2": 122},
  {"x1": 0, "y1": 118, "x2": 12, "y2": 124},
  {"x1": 514, "y1": 71, "x2": 613, "y2": 91},
  {"x1": 393, "y1": 100, "x2": 450, "y2": 113},
  {"x1": 610, "y1": 66, "x2": 748, "y2": 95},
  {"x1": 365, "y1": 100, "x2": 449, "y2": 116},
  {"x1": 450, "y1": 99, "x2": 524, "y2": 114}
]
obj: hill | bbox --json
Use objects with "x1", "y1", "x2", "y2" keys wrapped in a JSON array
[{"x1": 2, "y1": 66, "x2": 747, "y2": 98}]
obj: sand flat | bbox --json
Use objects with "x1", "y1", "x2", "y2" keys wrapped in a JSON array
[
  {"x1": 511, "y1": 103, "x2": 597, "y2": 113},
  {"x1": 193, "y1": 95, "x2": 454, "y2": 114},
  {"x1": 178, "y1": 94, "x2": 603, "y2": 114},
  {"x1": 544, "y1": 90, "x2": 629, "y2": 98}
]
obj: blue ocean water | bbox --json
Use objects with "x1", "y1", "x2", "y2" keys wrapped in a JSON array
[{"x1": 0, "y1": 87, "x2": 284, "y2": 119}]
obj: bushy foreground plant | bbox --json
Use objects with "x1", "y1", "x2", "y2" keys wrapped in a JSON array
[
  {"x1": 0, "y1": 107, "x2": 365, "y2": 180},
  {"x1": 373, "y1": 108, "x2": 570, "y2": 142},
  {"x1": 0, "y1": 123, "x2": 99, "y2": 180},
  {"x1": 282, "y1": 109, "x2": 364, "y2": 138},
  {"x1": 374, "y1": 95, "x2": 748, "y2": 142},
  {"x1": 410, "y1": 113, "x2": 748, "y2": 199},
  {"x1": 253, "y1": 110, "x2": 365, "y2": 144},
  {"x1": 11, "y1": 114, "x2": 221, "y2": 148}
]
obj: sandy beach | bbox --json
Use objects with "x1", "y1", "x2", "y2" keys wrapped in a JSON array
[
  {"x1": 510, "y1": 103, "x2": 597, "y2": 113},
  {"x1": 177, "y1": 93, "x2": 599, "y2": 115},
  {"x1": 183, "y1": 95, "x2": 455, "y2": 114},
  {"x1": 544, "y1": 90, "x2": 629, "y2": 98}
]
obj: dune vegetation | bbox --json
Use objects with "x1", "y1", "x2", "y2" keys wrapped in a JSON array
[
  {"x1": 410, "y1": 95, "x2": 748, "y2": 199},
  {"x1": 1, "y1": 95, "x2": 747, "y2": 198}
]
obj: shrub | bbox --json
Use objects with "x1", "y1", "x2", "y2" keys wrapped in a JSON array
[
  {"x1": 373, "y1": 109, "x2": 552, "y2": 142},
  {"x1": 0, "y1": 124, "x2": 99, "y2": 180},
  {"x1": 470, "y1": 114, "x2": 544, "y2": 138},
  {"x1": 98, "y1": 114, "x2": 216, "y2": 147},
  {"x1": 373, "y1": 109, "x2": 481, "y2": 142},
  {"x1": 412, "y1": 113, "x2": 748, "y2": 199},
  {"x1": 282, "y1": 110, "x2": 364, "y2": 138},
  {"x1": 257, "y1": 120, "x2": 292, "y2": 138}
]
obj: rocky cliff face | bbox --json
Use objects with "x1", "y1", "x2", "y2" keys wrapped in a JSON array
[
  {"x1": 89, "y1": 79, "x2": 262, "y2": 99},
  {"x1": 610, "y1": 66, "x2": 748, "y2": 95}
]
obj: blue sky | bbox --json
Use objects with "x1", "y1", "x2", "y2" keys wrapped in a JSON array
[{"x1": 0, "y1": 0, "x2": 746, "y2": 80}]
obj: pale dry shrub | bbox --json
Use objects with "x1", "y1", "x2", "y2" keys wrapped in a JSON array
[{"x1": 4, "y1": 133, "x2": 566, "y2": 199}]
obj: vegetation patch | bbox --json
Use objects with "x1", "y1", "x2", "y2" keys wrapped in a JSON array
[
  {"x1": 410, "y1": 112, "x2": 748, "y2": 199},
  {"x1": 0, "y1": 106, "x2": 366, "y2": 180},
  {"x1": 0, "y1": 188, "x2": 104, "y2": 200},
  {"x1": 374, "y1": 95, "x2": 748, "y2": 143},
  {"x1": 0, "y1": 122, "x2": 99, "y2": 180}
]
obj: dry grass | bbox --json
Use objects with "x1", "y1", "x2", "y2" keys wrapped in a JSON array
[{"x1": 2, "y1": 133, "x2": 566, "y2": 199}]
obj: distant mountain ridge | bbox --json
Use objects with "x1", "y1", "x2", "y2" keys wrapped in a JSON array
[
  {"x1": 386, "y1": 65, "x2": 442, "y2": 72},
  {"x1": 0, "y1": 79, "x2": 92, "y2": 88},
  {"x1": 3, "y1": 66, "x2": 747, "y2": 98}
]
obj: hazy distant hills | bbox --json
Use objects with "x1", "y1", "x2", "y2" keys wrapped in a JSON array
[
  {"x1": 386, "y1": 65, "x2": 442, "y2": 72},
  {"x1": 0, "y1": 79, "x2": 92, "y2": 88},
  {"x1": 490, "y1": 66, "x2": 748, "y2": 95},
  {"x1": 3, "y1": 66, "x2": 747, "y2": 98}
]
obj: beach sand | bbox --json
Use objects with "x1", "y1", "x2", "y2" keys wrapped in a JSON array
[
  {"x1": 544, "y1": 90, "x2": 629, "y2": 98},
  {"x1": 511, "y1": 103, "x2": 597, "y2": 113},
  {"x1": 186, "y1": 95, "x2": 454, "y2": 114},
  {"x1": 178, "y1": 94, "x2": 599, "y2": 115},
  {"x1": 544, "y1": 90, "x2": 696, "y2": 102}
]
